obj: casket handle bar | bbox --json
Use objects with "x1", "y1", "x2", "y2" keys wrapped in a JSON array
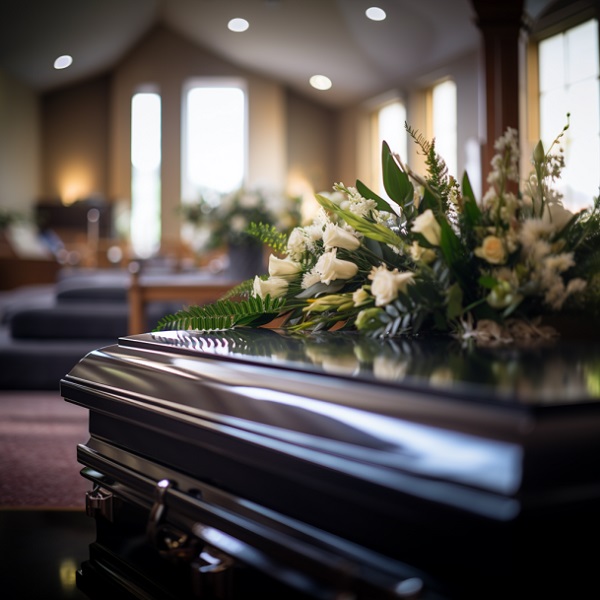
[
  {"x1": 146, "y1": 478, "x2": 235, "y2": 598},
  {"x1": 80, "y1": 448, "x2": 437, "y2": 599}
]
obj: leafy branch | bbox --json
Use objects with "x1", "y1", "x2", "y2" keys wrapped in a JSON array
[
  {"x1": 247, "y1": 222, "x2": 289, "y2": 254},
  {"x1": 153, "y1": 295, "x2": 287, "y2": 332}
]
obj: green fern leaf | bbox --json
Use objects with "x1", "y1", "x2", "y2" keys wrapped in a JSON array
[
  {"x1": 153, "y1": 295, "x2": 286, "y2": 332},
  {"x1": 247, "y1": 222, "x2": 288, "y2": 254}
]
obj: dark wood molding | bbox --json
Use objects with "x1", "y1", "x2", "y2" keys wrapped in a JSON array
[{"x1": 471, "y1": 0, "x2": 529, "y2": 185}]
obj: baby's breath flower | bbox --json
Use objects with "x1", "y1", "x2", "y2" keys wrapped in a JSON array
[
  {"x1": 286, "y1": 227, "x2": 309, "y2": 260},
  {"x1": 302, "y1": 269, "x2": 321, "y2": 289}
]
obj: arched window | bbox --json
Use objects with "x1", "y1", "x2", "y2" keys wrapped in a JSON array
[
  {"x1": 131, "y1": 90, "x2": 161, "y2": 259},
  {"x1": 431, "y1": 79, "x2": 457, "y2": 179},
  {"x1": 181, "y1": 78, "x2": 247, "y2": 206}
]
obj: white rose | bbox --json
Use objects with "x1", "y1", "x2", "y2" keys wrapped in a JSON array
[
  {"x1": 369, "y1": 266, "x2": 415, "y2": 307},
  {"x1": 252, "y1": 276, "x2": 288, "y2": 300},
  {"x1": 474, "y1": 235, "x2": 506, "y2": 264},
  {"x1": 411, "y1": 209, "x2": 441, "y2": 246},
  {"x1": 268, "y1": 254, "x2": 302, "y2": 277},
  {"x1": 286, "y1": 228, "x2": 307, "y2": 259},
  {"x1": 323, "y1": 223, "x2": 361, "y2": 251},
  {"x1": 542, "y1": 203, "x2": 573, "y2": 230},
  {"x1": 315, "y1": 249, "x2": 359, "y2": 284}
]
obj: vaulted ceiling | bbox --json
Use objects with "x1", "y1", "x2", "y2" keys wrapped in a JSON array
[{"x1": 0, "y1": 0, "x2": 559, "y2": 108}]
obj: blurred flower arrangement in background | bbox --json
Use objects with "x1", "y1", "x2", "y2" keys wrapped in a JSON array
[
  {"x1": 159, "y1": 117, "x2": 600, "y2": 344},
  {"x1": 180, "y1": 187, "x2": 302, "y2": 252}
]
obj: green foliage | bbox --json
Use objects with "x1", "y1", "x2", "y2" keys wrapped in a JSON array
[
  {"x1": 158, "y1": 118, "x2": 598, "y2": 344},
  {"x1": 247, "y1": 222, "x2": 288, "y2": 254},
  {"x1": 154, "y1": 295, "x2": 287, "y2": 332}
]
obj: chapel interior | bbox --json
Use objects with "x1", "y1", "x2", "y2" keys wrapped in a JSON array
[{"x1": 0, "y1": 0, "x2": 599, "y2": 598}]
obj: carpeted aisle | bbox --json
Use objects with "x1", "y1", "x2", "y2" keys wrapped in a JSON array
[{"x1": 0, "y1": 390, "x2": 91, "y2": 509}]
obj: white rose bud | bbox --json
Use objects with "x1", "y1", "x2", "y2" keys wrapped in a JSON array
[
  {"x1": 268, "y1": 254, "x2": 302, "y2": 277},
  {"x1": 409, "y1": 241, "x2": 436, "y2": 264},
  {"x1": 252, "y1": 276, "x2": 288, "y2": 300},
  {"x1": 323, "y1": 223, "x2": 361, "y2": 251},
  {"x1": 411, "y1": 209, "x2": 441, "y2": 246},
  {"x1": 352, "y1": 287, "x2": 371, "y2": 307},
  {"x1": 315, "y1": 249, "x2": 359, "y2": 285}
]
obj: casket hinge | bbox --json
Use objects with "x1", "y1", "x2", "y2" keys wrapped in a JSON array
[{"x1": 85, "y1": 485, "x2": 114, "y2": 522}]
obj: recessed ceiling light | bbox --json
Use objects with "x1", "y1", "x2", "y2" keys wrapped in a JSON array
[
  {"x1": 309, "y1": 75, "x2": 332, "y2": 91},
  {"x1": 54, "y1": 55, "x2": 73, "y2": 70},
  {"x1": 365, "y1": 7, "x2": 386, "y2": 21},
  {"x1": 228, "y1": 18, "x2": 249, "y2": 32}
]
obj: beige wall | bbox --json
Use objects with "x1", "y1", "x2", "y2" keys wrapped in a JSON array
[
  {"x1": 0, "y1": 68, "x2": 40, "y2": 212},
  {"x1": 4, "y1": 26, "x2": 482, "y2": 254},
  {"x1": 41, "y1": 75, "x2": 110, "y2": 204},
  {"x1": 110, "y1": 25, "x2": 294, "y2": 246},
  {"x1": 285, "y1": 90, "x2": 336, "y2": 212}
]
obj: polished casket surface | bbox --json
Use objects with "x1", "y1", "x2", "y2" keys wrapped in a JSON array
[{"x1": 61, "y1": 329, "x2": 600, "y2": 599}]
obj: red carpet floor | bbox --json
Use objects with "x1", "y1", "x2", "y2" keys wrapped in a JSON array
[{"x1": 0, "y1": 390, "x2": 91, "y2": 509}]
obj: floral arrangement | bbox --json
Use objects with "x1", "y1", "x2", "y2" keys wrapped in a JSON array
[
  {"x1": 157, "y1": 120, "x2": 600, "y2": 343},
  {"x1": 180, "y1": 187, "x2": 301, "y2": 251}
]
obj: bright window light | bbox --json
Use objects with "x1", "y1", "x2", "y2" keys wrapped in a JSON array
[
  {"x1": 539, "y1": 19, "x2": 599, "y2": 211},
  {"x1": 54, "y1": 55, "x2": 73, "y2": 69},
  {"x1": 378, "y1": 100, "x2": 407, "y2": 197},
  {"x1": 228, "y1": 18, "x2": 249, "y2": 32},
  {"x1": 182, "y1": 81, "x2": 246, "y2": 202},
  {"x1": 131, "y1": 91, "x2": 161, "y2": 258},
  {"x1": 309, "y1": 75, "x2": 332, "y2": 91},
  {"x1": 366, "y1": 7, "x2": 386, "y2": 21},
  {"x1": 432, "y1": 79, "x2": 457, "y2": 178}
]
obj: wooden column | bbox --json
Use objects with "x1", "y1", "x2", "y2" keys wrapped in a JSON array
[{"x1": 471, "y1": 0, "x2": 529, "y2": 184}]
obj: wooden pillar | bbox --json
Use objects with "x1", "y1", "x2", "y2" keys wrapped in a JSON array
[{"x1": 471, "y1": 0, "x2": 529, "y2": 184}]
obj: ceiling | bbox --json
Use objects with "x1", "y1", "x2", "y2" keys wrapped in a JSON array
[{"x1": 0, "y1": 0, "x2": 559, "y2": 108}]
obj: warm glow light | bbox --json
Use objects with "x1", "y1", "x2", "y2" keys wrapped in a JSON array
[
  {"x1": 59, "y1": 168, "x2": 93, "y2": 205},
  {"x1": 286, "y1": 171, "x2": 315, "y2": 222},
  {"x1": 309, "y1": 75, "x2": 332, "y2": 91},
  {"x1": 228, "y1": 18, "x2": 249, "y2": 32},
  {"x1": 54, "y1": 55, "x2": 73, "y2": 69}
]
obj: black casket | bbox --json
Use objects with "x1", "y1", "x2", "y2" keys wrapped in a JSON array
[{"x1": 60, "y1": 328, "x2": 600, "y2": 599}]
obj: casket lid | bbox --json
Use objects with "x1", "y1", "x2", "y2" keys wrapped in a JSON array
[{"x1": 62, "y1": 329, "x2": 600, "y2": 512}]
